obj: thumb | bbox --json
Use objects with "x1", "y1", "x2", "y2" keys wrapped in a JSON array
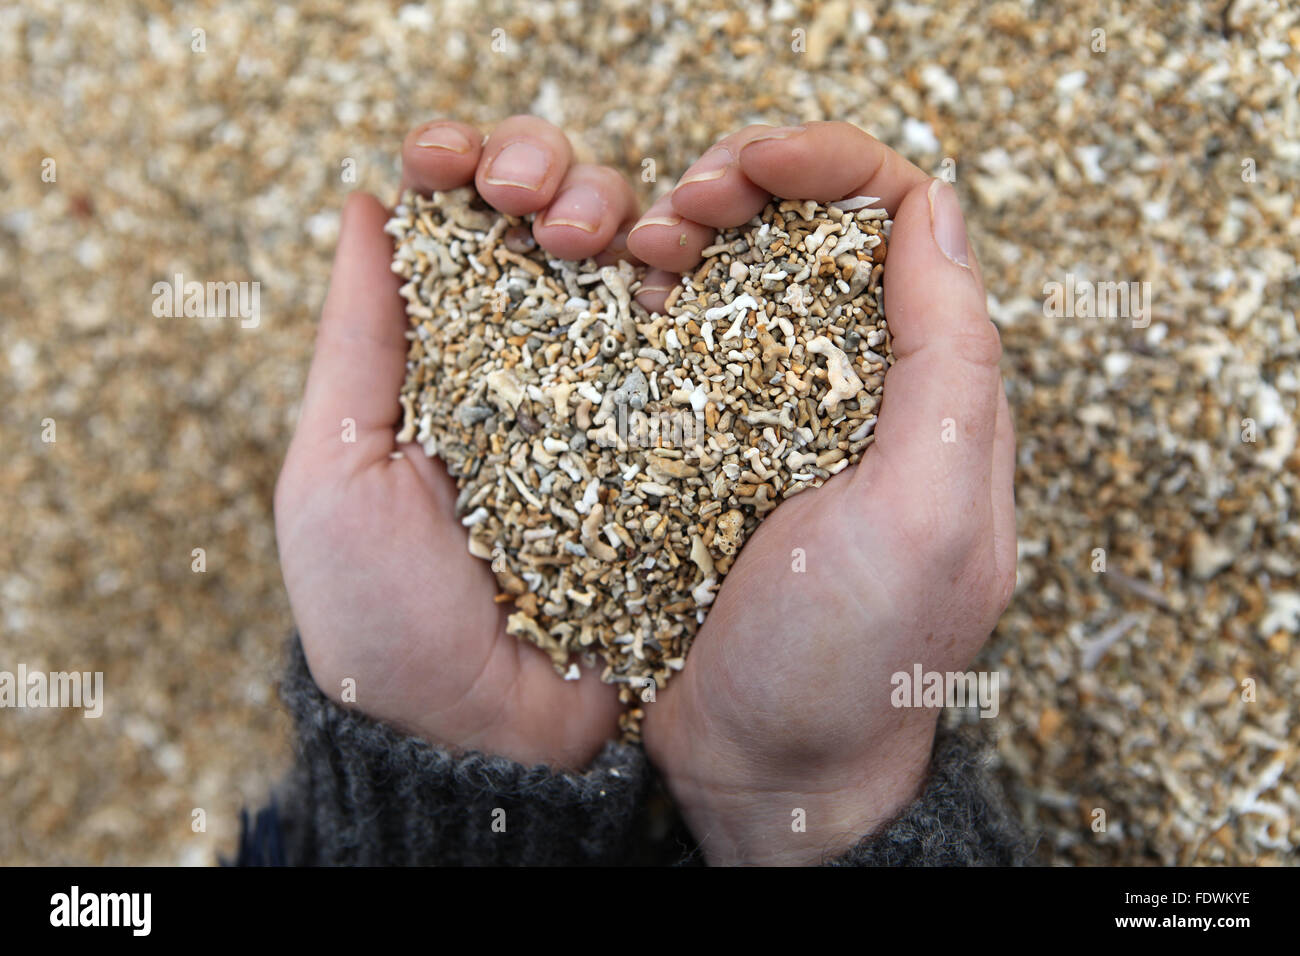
[
  {"x1": 295, "y1": 192, "x2": 409, "y2": 470},
  {"x1": 860, "y1": 179, "x2": 1003, "y2": 529}
]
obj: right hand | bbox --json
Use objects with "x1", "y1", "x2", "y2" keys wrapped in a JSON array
[{"x1": 626, "y1": 122, "x2": 1016, "y2": 863}]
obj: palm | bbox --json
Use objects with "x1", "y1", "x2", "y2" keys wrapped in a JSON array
[
  {"x1": 624, "y1": 128, "x2": 1017, "y2": 856},
  {"x1": 642, "y1": 451, "x2": 938, "y2": 778},
  {"x1": 278, "y1": 394, "x2": 624, "y2": 770},
  {"x1": 276, "y1": 115, "x2": 662, "y2": 770}
]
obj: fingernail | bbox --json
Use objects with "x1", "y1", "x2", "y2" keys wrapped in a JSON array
[
  {"x1": 675, "y1": 147, "x2": 735, "y2": 188},
  {"x1": 739, "y1": 126, "x2": 806, "y2": 152},
  {"x1": 928, "y1": 179, "x2": 970, "y2": 269},
  {"x1": 415, "y1": 125, "x2": 472, "y2": 153},
  {"x1": 541, "y1": 185, "x2": 605, "y2": 233},
  {"x1": 628, "y1": 215, "x2": 683, "y2": 235},
  {"x1": 484, "y1": 142, "x2": 550, "y2": 190}
]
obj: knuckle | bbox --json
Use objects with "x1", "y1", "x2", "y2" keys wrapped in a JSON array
[
  {"x1": 897, "y1": 497, "x2": 976, "y2": 565},
  {"x1": 950, "y1": 318, "x2": 1003, "y2": 369},
  {"x1": 826, "y1": 119, "x2": 863, "y2": 138},
  {"x1": 501, "y1": 112, "x2": 542, "y2": 128},
  {"x1": 576, "y1": 163, "x2": 628, "y2": 191}
]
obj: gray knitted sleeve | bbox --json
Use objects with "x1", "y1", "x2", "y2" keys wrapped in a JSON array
[
  {"x1": 826, "y1": 724, "x2": 1031, "y2": 866},
  {"x1": 273, "y1": 635, "x2": 650, "y2": 865},
  {"x1": 269, "y1": 634, "x2": 1029, "y2": 866}
]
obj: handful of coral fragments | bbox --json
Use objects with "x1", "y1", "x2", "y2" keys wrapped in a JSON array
[{"x1": 387, "y1": 188, "x2": 891, "y2": 739}]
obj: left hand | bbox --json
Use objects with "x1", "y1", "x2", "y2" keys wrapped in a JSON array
[
  {"x1": 275, "y1": 116, "x2": 646, "y2": 771},
  {"x1": 626, "y1": 122, "x2": 1017, "y2": 865}
]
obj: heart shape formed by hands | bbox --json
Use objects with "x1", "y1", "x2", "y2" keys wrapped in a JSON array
[{"x1": 388, "y1": 187, "x2": 892, "y2": 735}]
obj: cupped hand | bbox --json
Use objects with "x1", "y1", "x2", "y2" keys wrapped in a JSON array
[
  {"x1": 275, "y1": 116, "x2": 646, "y2": 770},
  {"x1": 627, "y1": 122, "x2": 1017, "y2": 864}
]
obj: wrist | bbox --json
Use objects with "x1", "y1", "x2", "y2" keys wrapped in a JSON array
[{"x1": 663, "y1": 719, "x2": 938, "y2": 866}]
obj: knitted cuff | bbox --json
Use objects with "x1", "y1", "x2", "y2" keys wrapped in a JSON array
[
  {"x1": 274, "y1": 634, "x2": 650, "y2": 865},
  {"x1": 826, "y1": 722, "x2": 1031, "y2": 866}
]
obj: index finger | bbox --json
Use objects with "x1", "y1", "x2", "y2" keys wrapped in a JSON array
[
  {"x1": 629, "y1": 121, "x2": 930, "y2": 275},
  {"x1": 736, "y1": 121, "x2": 930, "y2": 215},
  {"x1": 293, "y1": 192, "x2": 409, "y2": 472}
]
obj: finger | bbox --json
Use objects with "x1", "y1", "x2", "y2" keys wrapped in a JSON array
[
  {"x1": 864, "y1": 179, "x2": 1002, "y2": 537},
  {"x1": 632, "y1": 121, "x2": 932, "y2": 276},
  {"x1": 738, "y1": 121, "x2": 930, "y2": 215},
  {"x1": 594, "y1": 216, "x2": 646, "y2": 268},
  {"x1": 532, "y1": 163, "x2": 640, "y2": 261},
  {"x1": 400, "y1": 119, "x2": 484, "y2": 193},
  {"x1": 625, "y1": 125, "x2": 776, "y2": 271},
  {"x1": 474, "y1": 115, "x2": 574, "y2": 216},
  {"x1": 624, "y1": 194, "x2": 716, "y2": 272},
  {"x1": 633, "y1": 268, "x2": 679, "y2": 313},
  {"x1": 295, "y1": 192, "x2": 408, "y2": 471},
  {"x1": 667, "y1": 125, "x2": 777, "y2": 228}
]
